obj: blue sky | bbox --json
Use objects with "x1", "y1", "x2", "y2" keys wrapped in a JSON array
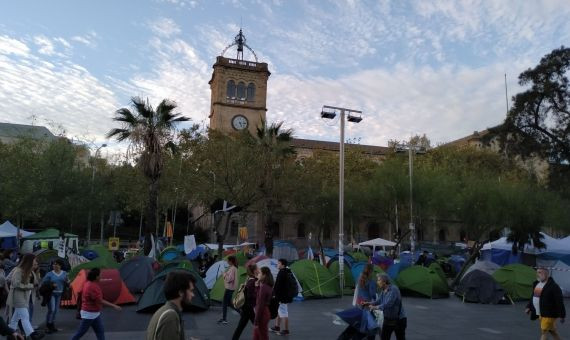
[{"x1": 1, "y1": 0, "x2": 569, "y2": 152}]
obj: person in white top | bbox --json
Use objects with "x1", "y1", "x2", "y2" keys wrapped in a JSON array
[
  {"x1": 218, "y1": 256, "x2": 238, "y2": 325},
  {"x1": 525, "y1": 267, "x2": 566, "y2": 340}
]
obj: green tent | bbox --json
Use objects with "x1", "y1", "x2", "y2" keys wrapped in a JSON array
[
  {"x1": 290, "y1": 260, "x2": 340, "y2": 298},
  {"x1": 396, "y1": 265, "x2": 449, "y2": 298},
  {"x1": 492, "y1": 264, "x2": 535, "y2": 301},
  {"x1": 69, "y1": 255, "x2": 119, "y2": 280},
  {"x1": 87, "y1": 244, "x2": 115, "y2": 264},
  {"x1": 328, "y1": 261, "x2": 355, "y2": 295},
  {"x1": 348, "y1": 251, "x2": 368, "y2": 262},
  {"x1": 429, "y1": 262, "x2": 448, "y2": 284},
  {"x1": 158, "y1": 246, "x2": 182, "y2": 263},
  {"x1": 158, "y1": 260, "x2": 193, "y2": 274},
  {"x1": 22, "y1": 228, "x2": 77, "y2": 239},
  {"x1": 137, "y1": 267, "x2": 210, "y2": 313},
  {"x1": 210, "y1": 266, "x2": 247, "y2": 302}
]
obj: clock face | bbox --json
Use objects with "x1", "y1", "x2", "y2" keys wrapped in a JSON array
[{"x1": 232, "y1": 115, "x2": 249, "y2": 130}]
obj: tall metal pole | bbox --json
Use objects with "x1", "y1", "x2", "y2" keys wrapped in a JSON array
[
  {"x1": 338, "y1": 109, "x2": 345, "y2": 295},
  {"x1": 408, "y1": 147, "x2": 415, "y2": 262},
  {"x1": 87, "y1": 145, "x2": 105, "y2": 245}
]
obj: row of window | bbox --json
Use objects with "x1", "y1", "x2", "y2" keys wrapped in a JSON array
[{"x1": 226, "y1": 80, "x2": 255, "y2": 101}]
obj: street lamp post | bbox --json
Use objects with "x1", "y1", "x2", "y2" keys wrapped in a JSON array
[
  {"x1": 321, "y1": 105, "x2": 362, "y2": 294},
  {"x1": 395, "y1": 143, "x2": 425, "y2": 263},
  {"x1": 87, "y1": 144, "x2": 107, "y2": 245}
]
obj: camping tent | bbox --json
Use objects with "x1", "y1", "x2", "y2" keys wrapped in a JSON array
[
  {"x1": 328, "y1": 260, "x2": 355, "y2": 293},
  {"x1": 272, "y1": 241, "x2": 299, "y2": 262},
  {"x1": 210, "y1": 266, "x2": 247, "y2": 302},
  {"x1": 290, "y1": 259, "x2": 340, "y2": 298},
  {"x1": 137, "y1": 267, "x2": 209, "y2": 313},
  {"x1": 186, "y1": 245, "x2": 208, "y2": 260},
  {"x1": 33, "y1": 249, "x2": 71, "y2": 276},
  {"x1": 61, "y1": 268, "x2": 135, "y2": 307},
  {"x1": 119, "y1": 256, "x2": 156, "y2": 294},
  {"x1": 492, "y1": 264, "x2": 536, "y2": 301},
  {"x1": 158, "y1": 246, "x2": 182, "y2": 262},
  {"x1": 69, "y1": 252, "x2": 119, "y2": 280},
  {"x1": 204, "y1": 260, "x2": 229, "y2": 289},
  {"x1": 348, "y1": 251, "x2": 368, "y2": 262},
  {"x1": 350, "y1": 262, "x2": 388, "y2": 284},
  {"x1": 463, "y1": 260, "x2": 500, "y2": 277},
  {"x1": 455, "y1": 269, "x2": 506, "y2": 304},
  {"x1": 21, "y1": 228, "x2": 78, "y2": 254},
  {"x1": 246, "y1": 255, "x2": 269, "y2": 267},
  {"x1": 396, "y1": 265, "x2": 449, "y2": 298}
]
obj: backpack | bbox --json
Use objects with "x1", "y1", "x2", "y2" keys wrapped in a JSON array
[
  {"x1": 233, "y1": 283, "x2": 246, "y2": 309},
  {"x1": 284, "y1": 271, "x2": 298, "y2": 303}
]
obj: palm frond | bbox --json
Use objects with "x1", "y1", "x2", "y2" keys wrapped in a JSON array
[
  {"x1": 113, "y1": 108, "x2": 138, "y2": 125},
  {"x1": 131, "y1": 96, "x2": 153, "y2": 119},
  {"x1": 106, "y1": 128, "x2": 131, "y2": 141}
]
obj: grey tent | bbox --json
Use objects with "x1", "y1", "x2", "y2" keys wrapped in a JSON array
[
  {"x1": 455, "y1": 269, "x2": 507, "y2": 304},
  {"x1": 463, "y1": 260, "x2": 499, "y2": 277},
  {"x1": 119, "y1": 256, "x2": 156, "y2": 294},
  {"x1": 137, "y1": 266, "x2": 209, "y2": 313}
]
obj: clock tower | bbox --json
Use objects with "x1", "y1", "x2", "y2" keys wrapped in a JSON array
[{"x1": 209, "y1": 29, "x2": 270, "y2": 135}]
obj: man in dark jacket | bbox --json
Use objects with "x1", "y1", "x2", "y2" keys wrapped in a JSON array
[
  {"x1": 525, "y1": 268, "x2": 566, "y2": 340},
  {"x1": 271, "y1": 259, "x2": 292, "y2": 336}
]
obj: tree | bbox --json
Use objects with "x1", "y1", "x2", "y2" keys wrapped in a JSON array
[
  {"x1": 107, "y1": 97, "x2": 189, "y2": 255},
  {"x1": 502, "y1": 46, "x2": 570, "y2": 164}
]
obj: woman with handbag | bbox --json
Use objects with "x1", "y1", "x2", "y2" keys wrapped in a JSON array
[
  {"x1": 253, "y1": 266, "x2": 274, "y2": 340},
  {"x1": 218, "y1": 256, "x2": 238, "y2": 325},
  {"x1": 41, "y1": 258, "x2": 69, "y2": 333},
  {"x1": 232, "y1": 264, "x2": 258, "y2": 340}
]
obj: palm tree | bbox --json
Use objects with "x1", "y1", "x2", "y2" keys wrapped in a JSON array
[
  {"x1": 252, "y1": 121, "x2": 295, "y2": 242},
  {"x1": 107, "y1": 97, "x2": 189, "y2": 255}
]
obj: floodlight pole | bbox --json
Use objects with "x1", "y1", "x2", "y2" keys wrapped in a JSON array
[
  {"x1": 87, "y1": 144, "x2": 107, "y2": 245},
  {"x1": 321, "y1": 105, "x2": 362, "y2": 296}
]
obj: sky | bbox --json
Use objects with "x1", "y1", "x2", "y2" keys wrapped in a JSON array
[{"x1": 0, "y1": 0, "x2": 569, "y2": 152}]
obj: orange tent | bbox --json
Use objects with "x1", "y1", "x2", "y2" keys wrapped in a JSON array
[{"x1": 61, "y1": 268, "x2": 135, "y2": 307}]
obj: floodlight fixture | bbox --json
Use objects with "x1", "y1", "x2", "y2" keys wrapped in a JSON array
[
  {"x1": 321, "y1": 107, "x2": 337, "y2": 119},
  {"x1": 347, "y1": 114, "x2": 362, "y2": 123}
]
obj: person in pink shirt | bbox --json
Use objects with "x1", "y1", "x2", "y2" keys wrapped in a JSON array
[{"x1": 218, "y1": 256, "x2": 238, "y2": 325}]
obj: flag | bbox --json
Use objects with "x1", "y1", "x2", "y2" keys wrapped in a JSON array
[{"x1": 184, "y1": 235, "x2": 196, "y2": 255}]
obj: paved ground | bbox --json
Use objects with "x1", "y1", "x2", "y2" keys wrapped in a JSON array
[{"x1": 26, "y1": 296, "x2": 569, "y2": 339}]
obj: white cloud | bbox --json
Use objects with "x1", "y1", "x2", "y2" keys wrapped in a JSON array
[
  {"x1": 34, "y1": 35, "x2": 56, "y2": 55},
  {"x1": 149, "y1": 17, "x2": 181, "y2": 37},
  {"x1": 71, "y1": 32, "x2": 98, "y2": 48},
  {"x1": 0, "y1": 34, "x2": 119, "y2": 142},
  {"x1": 0, "y1": 35, "x2": 30, "y2": 56}
]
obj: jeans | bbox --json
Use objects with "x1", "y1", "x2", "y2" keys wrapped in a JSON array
[
  {"x1": 232, "y1": 305, "x2": 254, "y2": 340},
  {"x1": 71, "y1": 316, "x2": 105, "y2": 340},
  {"x1": 9, "y1": 307, "x2": 34, "y2": 336},
  {"x1": 46, "y1": 294, "x2": 62, "y2": 324},
  {"x1": 222, "y1": 289, "x2": 234, "y2": 321},
  {"x1": 381, "y1": 317, "x2": 407, "y2": 340}
]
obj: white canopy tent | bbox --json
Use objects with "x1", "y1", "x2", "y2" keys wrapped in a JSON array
[
  {"x1": 0, "y1": 221, "x2": 35, "y2": 238},
  {"x1": 358, "y1": 238, "x2": 396, "y2": 253}
]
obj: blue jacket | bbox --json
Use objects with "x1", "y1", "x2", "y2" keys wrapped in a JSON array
[
  {"x1": 372, "y1": 285, "x2": 406, "y2": 320},
  {"x1": 42, "y1": 270, "x2": 68, "y2": 295}
]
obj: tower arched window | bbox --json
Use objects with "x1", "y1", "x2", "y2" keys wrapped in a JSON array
[
  {"x1": 226, "y1": 80, "x2": 236, "y2": 99},
  {"x1": 237, "y1": 81, "x2": 246, "y2": 100},
  {"x1": 247, "y1": 83, "x2": 255, "y2": 101}
]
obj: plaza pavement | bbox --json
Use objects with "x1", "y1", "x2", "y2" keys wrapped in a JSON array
[{"x1": 34, "y1": 296, "x2": 569, "y2": 340}]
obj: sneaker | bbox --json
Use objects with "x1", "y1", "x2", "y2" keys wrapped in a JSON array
[
  {"x1": 217, "y1": 318, "x2": 228, "y2": 325},
  {"x1": 270, "y1": 326, "x2": 280, "y2": 333},
  {"x1": 278, "y1": 330, "x2": 290, "y2": 336}
]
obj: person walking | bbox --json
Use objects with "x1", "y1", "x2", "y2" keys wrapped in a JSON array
[
  {"x1": 42, "y1": 258, "x2": 68, "y2": 333},
  {"x1": 271, "y1": 259, "x2": 293, "y2": 336},
  {"x1": 525, "y1": 267, "x2": 566, "y2": 340},
  {"x1": 146, "y1": 271, "x2": 195, "y2": 340},
  {"x1": 253, "y1": 267, "x2": 274, "y2": 340},
  {"x1": 355, "y1": 264, "x2": 377, "y2": 306},
  {"x1": 231, "y1": 264, "x2": 258, "y2": 340},
  {"x1": 71, "y1": 268, "x2": 122, "y2": 340},
  {"x1": 367, "y1": 274, "x2": 406, "y2": 340},
  {"x1": 6, "y1": 254, "x2": 44, "y2": 340},
  {"x1": 218, "y1": 256, "x2": 237, "y2": 325},
  {"x1": 0, "y1": 316, "x2": 23, "y2": 340}
]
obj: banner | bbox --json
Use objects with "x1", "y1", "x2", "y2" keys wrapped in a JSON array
[
  {"x1": 239, "y1": 227, "x2": 248, "y2": 241},
  {"x1": 57, "y1": 237, "x2": 66, "y2": 258},
  {"x1": 109, "y1": 237, "x2": 120, "y2": 251},
  {"x1": 184, "y1": 235, "x2": 196, "y2": 255}
]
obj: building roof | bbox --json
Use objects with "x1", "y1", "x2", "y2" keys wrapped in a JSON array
[
  {"x1": 0, "y1": 122, "x2": 56, "y2": 141},
  {"x1": 290, "y1": 138, "x2": 390, "y2": 155}
]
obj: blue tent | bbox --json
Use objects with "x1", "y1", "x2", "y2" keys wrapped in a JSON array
[
  {"x1": 448, "y1": 255, "x2": 466, "y2": 274},
  {"x1": 328, "y1": 254, "x2": 355, "y2": 268},
  {"x1": 480, "y1": 249, "x2": 521, "y2": 266},
  {"x1": 186, "y1": 245, "x2": 207, "y2": 260},
  {"x1": 81, "y1": 250, "x2": 99, "y2": 261}
]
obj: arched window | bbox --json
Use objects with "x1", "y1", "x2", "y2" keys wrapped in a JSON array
[
  {"x1": 297, "y1": 223, "x2": 306, "y2": 238},
  {"x1": 237, "y1": 82, "x2": 246, "y2": 100},
  {"x1": 247, "y1": 83, "x2": 255, "y2": 101},
  {"x1": 226, "y1": 80, "x2": 236, "y2": 99}
]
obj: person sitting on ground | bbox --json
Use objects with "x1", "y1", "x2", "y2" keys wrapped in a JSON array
[{"x1": 146, "y1": 271, "x2": 196, "y2": 340}]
